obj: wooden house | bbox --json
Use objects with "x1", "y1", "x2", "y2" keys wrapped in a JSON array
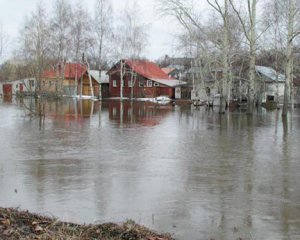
[
  {"x1": 42, "y1": 63, "x2": 106, "y2": 98},
  {"x1": 107, "y1": 59, "x2": 187, "y2": 99}
]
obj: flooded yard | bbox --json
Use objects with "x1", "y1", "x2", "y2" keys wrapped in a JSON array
[{"x1": 1, "y1": 97, "x2": 300, "y2": 240}]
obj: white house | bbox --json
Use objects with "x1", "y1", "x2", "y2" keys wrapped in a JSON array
[
  {"x1": 0, "y1": 78, "x2": 36, "y2": 96},
  {"x1": 255, "y1": 66, "x2": 285, "y2": 104}
]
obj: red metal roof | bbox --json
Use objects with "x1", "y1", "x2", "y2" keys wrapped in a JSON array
[
  {"x1": 43, "y1": 63, "x2": 87, "y2": 79},
  {"x1": 125, "y1": 60, "x2": 170, "y2": 80}
]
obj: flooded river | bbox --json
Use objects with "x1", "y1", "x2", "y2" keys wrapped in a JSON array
[{"x1": 0, "y1": 97, "x2": 300, "y2": 240}]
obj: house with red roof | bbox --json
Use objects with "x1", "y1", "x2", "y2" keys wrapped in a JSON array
[
  {"x1": 42, "y1": 63, "x2": 109, "y2": 98},
  {"x1": 107, "y1": 59, "x2": 187, "y2": 99}
]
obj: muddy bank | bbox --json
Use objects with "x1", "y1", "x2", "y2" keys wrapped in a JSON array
[{"x1": 0, "y1": 207, "x2": 174, "y2": 240}]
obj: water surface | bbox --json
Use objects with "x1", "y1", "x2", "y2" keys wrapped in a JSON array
[{"x1": 0, "y1": 97, "x2": 300, "y2": 240}]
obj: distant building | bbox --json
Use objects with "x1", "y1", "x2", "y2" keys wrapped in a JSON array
[
  {"x1": 161, "y1": 67, "x2": 183, "y2": 80},
  {"x1": 0, "y1": 78, "x2": 36, "y2": 96},
  {"x1": 255, "y1": 66, "x2": 285, "y2": 103},
  {"x1": 107, "y1": 59, "x2": 187, "y2": 99}
]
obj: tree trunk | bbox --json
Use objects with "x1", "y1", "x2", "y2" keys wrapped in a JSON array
[
  {"x1": 282, "y1": 0, "x2": 294, "y2": 116},
  {"x1": 222, "y1": 0, "x2": 230, "y2": 113},
  {"x1": 120, "y1": 60, "x2": 124, "y2": 101},
  {"x1": 247, "y1": 0, "x2": 257, "y2": 115}
]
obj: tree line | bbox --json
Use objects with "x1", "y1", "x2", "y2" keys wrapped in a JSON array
[
  {"x1": 158, "y1": 0, "x2": 300, "y2": 116},
  {"x1": 0, "y1": 0, "x2": 147, "y2": 95},
  {"x1": 1, "y1": 0, "x2": 300, "y2": 116}
]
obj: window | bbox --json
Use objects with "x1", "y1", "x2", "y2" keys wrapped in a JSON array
[
  {"x1": 154, "y1": 82, "x2": 160, "y2": 87},
  {"x1": 147, "y1": 80, "x2": 152, "y2": 87},
  {"x1": 49, "y1": 81, "x2": 52, "y2": 87},
  {"x1": 128, "y1": 80, "x2": 134, "y2": 87},
  {"x1": 113, "y1": 80, "x2": 117, "y2": 87}
]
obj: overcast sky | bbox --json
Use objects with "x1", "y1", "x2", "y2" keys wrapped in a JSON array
[{"x1": 0, "y1": 0, "x2": 210, "y2": 61}]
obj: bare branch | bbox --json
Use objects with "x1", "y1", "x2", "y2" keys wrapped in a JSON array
[
  {"x1": 228, "y1": 0, "x2": 250, "y2": 41},
  {"x1": 207, "y1": 0, "x2": 225, "y2": 20}
]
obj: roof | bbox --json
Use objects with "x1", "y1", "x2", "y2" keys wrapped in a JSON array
[
  {"x1": 161, "y1": 67, "x2": 176, "y2": 75},
  {"x1": 43, "y1": 63, "x2": 87, "y2": 79},
  {"x1": 152, "y1": 79, "x2": 187, "y2": 87},
  {"x1": 88, "y1": 70, "x2": 109, "y2": 84},
  {"x1": 255, "y1": 66, "x2": 285, "y2": 82},
  {"x1": 125, "y1": 60, "x2": 170, "y2": 80}
]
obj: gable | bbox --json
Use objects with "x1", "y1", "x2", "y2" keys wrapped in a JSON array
[{"x1": 108, "y1": 60, "x2": 171, "y2": 81}]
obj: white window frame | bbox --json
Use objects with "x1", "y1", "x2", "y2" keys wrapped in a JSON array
[
  {"x1": 113, "y1": 80, "x2": 117, "y2": 87},
  {"x1": 154, "y1": 82, "x2": 160, "y2": 87},
  {"x1": 128, "y1": 80, "x2": 134, "y2": 87},
  {"x1": 147, "y1": 80, "x2": 153, "y2": 87}
]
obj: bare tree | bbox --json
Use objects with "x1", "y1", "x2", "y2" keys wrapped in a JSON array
[
  {"x1": 19, "y1": 2, "x2": 51, "y2": 97},
  {"x1": 71, "y1": 2, "x2": 93, "y2": 96},
  {"x1": 125, "y1": 1, "x2": 148, "y2": 99},
  {"x1": 207, "y1": 0, "x2": 232, "y2": 113},
  {"x1": 92, "y1": 0, "x2": 113, "y2": 99},
  {"x1": 50, "y1": 0, "x2": 73, "y2": 94},
  {"x1": 113, "y1": 1, "x2": 148, "y2": 100},
  {"x1": 282, "y1": 0, "x2": 300, "y2": 116},
  {"x1": 158, "y1": 0, "x2": 236, "y2": 111},
  {"x1": 229, "y1": 0, "x2": 258, "y2": 114},
  {"x1": 0, "y1": 22, "x2": 6, "y2": 61}
]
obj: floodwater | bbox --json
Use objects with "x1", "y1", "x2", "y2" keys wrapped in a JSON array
[{"x1": 1, "y1": 97, "x2": 300, "y2": 240}]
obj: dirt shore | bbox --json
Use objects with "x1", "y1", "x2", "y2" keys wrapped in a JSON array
[{"x1": 0, "y1": 207, "x2": 174, "y2": 240}]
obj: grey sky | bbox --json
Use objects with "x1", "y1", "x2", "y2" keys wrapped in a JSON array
[{"x1": 0, "y1": 0, "x2": 210, "y2": 61}]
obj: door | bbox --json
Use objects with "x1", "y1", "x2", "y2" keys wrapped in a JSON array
[{"x1": 3, "y1": 84, "x2": 12, "y2": 95}]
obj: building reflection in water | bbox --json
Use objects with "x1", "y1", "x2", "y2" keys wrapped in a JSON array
[
  {"x1": 108, "y1": 100, "x2": 173, "y2": 127},
  {"x1": 17, "y1": 98, "x2": 173, "y2": 128}
]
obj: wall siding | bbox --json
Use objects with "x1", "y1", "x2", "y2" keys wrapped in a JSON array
[{"x1": 109, "y1": 73, "x2": 174, "y2": 98}]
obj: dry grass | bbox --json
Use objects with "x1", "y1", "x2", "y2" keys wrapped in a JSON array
[{"x1": 0, "y1": 207, "x2": 174, "y2": 240}]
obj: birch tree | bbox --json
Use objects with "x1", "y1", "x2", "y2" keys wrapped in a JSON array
[
  {"x1": 261, "y1": 0, "x2": 285, "y2": 106},
  {"x1": 262, "y1": 0, "x2": 300, "y2": 115},
  {"x1": 158, "y1": 0, "x2": 234, "y2": 112},
  {"x1": 282, "y1": 1, "x2": 294, "y2": 116},
  {"x1": 71, "y1": 2, "x2": 93, "y2": 96},
  {"x1": 207, "y1": 0, "x2": 232, "y2": 113},
  {"x1": 92, "y1": 0, "x2": 113, "y2": 99},
  {"x1": 113, "y1": 1, "x2": 148, "y2": 100},
  {"x1": 0, "y1": 22, "x2": 6, "y2": 61},
  {"x1": 125, "y1": 1, "x2": 148, "y2": 99},
  {"x1": 282, "y1": 0, "x2": 300, "y2": 115},
  {"x1": 50, "y1": 0, "x2": 73, "y2": 94},
  {"x1": 229, "y1": 0, "x2": 258, "y2": 114},
  {"x1": 19, "y1": 2, "x2": 51, "y2": 97}
]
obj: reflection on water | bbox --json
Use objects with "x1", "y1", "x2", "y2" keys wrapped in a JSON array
[{"x1": 0, "y1": 97, "x2": 300, "y2": 240}]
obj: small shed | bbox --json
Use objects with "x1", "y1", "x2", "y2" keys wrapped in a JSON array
[{"x1": 88, "y1": 70, "x2": 110, "y2": 98}]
